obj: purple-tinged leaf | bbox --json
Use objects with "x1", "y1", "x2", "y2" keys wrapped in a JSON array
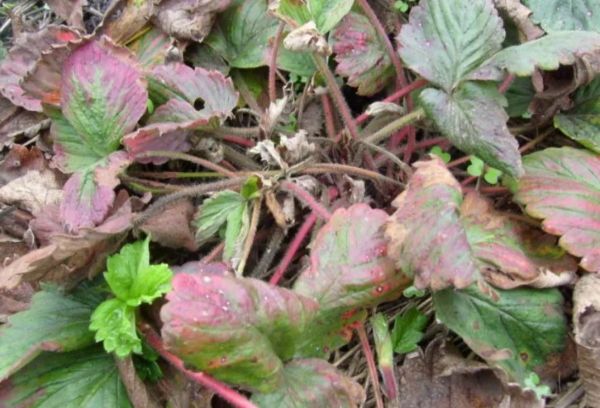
[
  {"x1": 122, "y1": 122, "x2": 196, "y2": 165},
  {"x1": 0, "y1": 26, "x2": 79, "y2": 111},
  {"x1": 331, "y1": 12, "x2": 394, "y2": 96},
  {"x1": 127, "y1": 27, "x2": 173, "y2": 69},
  {"x1": 161, "y1": 267, "x2": 319, "y2": 392},
  {"x1": 514, "y1": 147, "x2": 600, "y2": 272},
  {"x1": 385, "y1": 158, "x2": 480, "y2": 291},
  {"x1": 251, "y1": 359, "x2": 365, "y2": 407}
]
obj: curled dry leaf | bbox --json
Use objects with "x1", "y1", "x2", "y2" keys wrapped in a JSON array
[
  {"x1": 283, "y1": 21, "x2": 331, "y2": 56},
  {"x1": 154, "y1": 0, "x2": 231, "y2": 41},
  {"x1": 101, "y1": 0, "x2": 161, "y2": 44},
  {"x1": 0, "y1": 169, "x2": 63, "y2": 215},
  {"x1": 493, "y1": 0, "x2": 544, "y2": 42},
  {"x1": 573, "y1": 274, "x2": 600, "y2": 407},
  {"x1": 140, "y1": 199, "x2": 198, "y2": 251}
]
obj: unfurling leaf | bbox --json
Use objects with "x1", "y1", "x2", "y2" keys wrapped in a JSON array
[
  {"x1": 398, "y1": 0, "x2": 504, "y2": 92},
  {"x1": 160, "y1": 267, "x2": 319, "y2": 392},
  {"x1": 2, "y1": 346, "x2": 131, "y2": 408},
  {"x1": 523, "y1": 0, "x2": 600, "y2": 33},
  {"x1": 251, "y1": 359, "x2": 365, "y2": 407},
  {"x1": 434, "y1": 284, "x2": 567, "y2": 387},
  {"x1": 272, "y1": 0, "x2": 354, "y2": 34},
  {"x1": 0, "y1": 286, "x2": 99, "y2": 381},
  {"x1": 391, "y1": 306, "x2": 428, "y2": 354},
  {"x1": 331, "y1": 12, "x2": 395, "y2": 96},
  {"x1": 515, "y1": 147, "x2": 600, "y2": 272}
]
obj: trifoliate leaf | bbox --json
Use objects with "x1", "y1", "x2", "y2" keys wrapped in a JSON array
[
  {"x1": 3, "y1": 346, "x2": 131, "y2": 408},
  {"x1": 89, "y1": 298, "x2": 140, "y2": 357},
  {"x1": 104, "y1": 237, "x2": 172, "y2": 306},
  {"x1": 273, "y1": 0, "x2": 354, "y2": 34},
  {"x1": 0, "y1": 286, "x2": 98, "y2": 381},
  {"x1": 523, "y1": 0, "x2": 600, "y2": 32},
  {"x1": 434, "y1": 284, "x2": 567, "y2": 387},
  {"x1": 194, "y1": 190, "x2": 246, "y2": 243},
  {"x1": 391, "y1": 306, "x2": 428, "y2": 354}
]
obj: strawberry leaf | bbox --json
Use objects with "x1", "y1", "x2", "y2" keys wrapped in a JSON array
[
  {"x1": 398, "y1": 0, "x2": 505, "y2": 92},
  {"x1": 251, "y1": 359, "x2": 364, "y2": 407},
  {"x1": 273, "y1": 0, "x2": 354, "y2": 34},
  {"x1": 434, "y1": 284, "x2": 567, "y2": 387},
  {"x1": 89, "y1": 298, "x2": 140, "y2": 357},
  {"x1": 331, "y1": 12, "x2": 395, "y2": 96},
  {"x1": 522, "y1": 0, "x2": 600, "y2": 32},
  {"x1": 420, "y1": 82, "x2": 523, "y2": 177},
  {"x1": 0, "y1": 285, "x2": 99, "y2": 381},
  {"x1": 514, "y1": 147, "x2": 600, "y2": 272},
  {"x1": 391, "y1": 306, "x2": 428, "y2": 354},
  {"x1": 127, "y1": 27, "x2": 172, "y2": 69},
  {"x1": 554, "y1": 78, "x2": 600, "y2": 153},
  {"x1": 160, "y1": 268, "x2": 319, "y2": 392},
  {"x1": 104, "y1": 237, "x2": 172, "y2": 306},
  {"x1": 2, "y1": 346, "x2": 131, "y2": 408}
]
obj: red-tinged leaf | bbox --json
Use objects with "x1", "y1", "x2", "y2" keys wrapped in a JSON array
[
  {"x1": 161, "y1": 267, "x2": 319, "y2": 392},
  {"x1": 148, "y1": 63, "x2": 238, "y2": 119},
  {"x1": 0, "y1": 193, "x2": 133, "y2": 290},
  {"x1": 251, "y1": 359, "x2": 365, "y2": 407},
  {"x1": 461, "y1": 192, "x2": 577, "y2": 289},
  {"x1": 385, "y1": 158, "x2": 480, "y2": 290},
  {"x1": 514, "y1": 147, "x2": 600, "y2": 272},
  {"x1": 0, "y1": 26, "x2": 79, "y2": 111},
  {"x1": 123, "y1": 122, "x2": 195, "y2": 165},
  {"x1": 127, "y1": 27, "x2": 173, "y2": 69},
  {"x1": 60, "y1": 151, "x2": 130, "y2": 232},
  {"x1": 331, "y1": 12, "x2": 394, "y2": 96}
]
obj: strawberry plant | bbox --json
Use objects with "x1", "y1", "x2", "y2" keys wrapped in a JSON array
[{"x1": 1, "y1": 0, "x2": 600, "y2": 406}]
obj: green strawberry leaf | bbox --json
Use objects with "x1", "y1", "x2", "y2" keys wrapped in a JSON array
[
  {"x1": 420, "y1": 82, "x2": 523, "y2": 177},
  {"x1": 89, "y1": 298, "x2": 140, "y2": 357},
  {"x1": 433, "y1": 284, "x2": 567, "y2": 387},
  {"x1": 514, "y1": 147, "x2": 600, "y2": 272},
  {"x1": 0, "y1": 285, "x2": 99, "y2": 381},
  {"x1": 126, "y1": 26, "x2": 172, "y2": 69},
  {"x1": 104, "y1": 237, "x2": 172, "y2": 306},
  {"x1": 398, "y1": 0, "x2": 505, "y2": 92},
  {"x1": 251, "y1": 359, "x2": 364, "y2": 407},
  {"x1": 223, "y1": 201, "x2": 250, "y2": 264},
  {"x1": 554, "y1": 78, "x2": 600, "y2": 153},
  {"x1": 505, "y1": 77, "x2": 535, "y2": 118},
  {"x1": 391, "y1": 306, "x2": 428, "y2": 354},
  {"x1": 273, "y1": 0, "x2": 354, "y2": 34},
  {"x1": 194, "y1": 190, "x2": 246, "y2": 244},
  {"x1": 2, "y1": 346, "x2": 131, "y2": 408},
  {"x1": 522, "y1": 0, "x2": 600, "y2": 32}
]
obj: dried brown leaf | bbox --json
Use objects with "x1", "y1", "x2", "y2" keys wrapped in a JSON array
[
  {"x1": 45, "y1": 0, "x2": 85, "y2": 30},
  {"x1": 140, "y1": 199, "x2": 198, "y2": 251},
  {"x1": 115, "y1": 355, "x2": 161, "y2": 408},
  {"x1": 493, "y1": 0, "x2": 543, "y2": 42},
  {"x1": 153, "y1": 0, "x2": 231, "y2": 41},
  {"x1": 0, "y1": 170, "x2": 63, "y2": 215}
]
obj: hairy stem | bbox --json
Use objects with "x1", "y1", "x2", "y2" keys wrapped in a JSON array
[
  {"x1": 213, "y1": 126, "x2": 262, "y2": 138},
  {"x1": 321, "y1": 94, "x2": 338, "y2": 139},
  {"x1": 252, "y1": 227, "x2": 286, "y2": 278},
  {"x1": 200, "y1": 241, "x2": 225, "y2": 264},
  {"x1": 304, "y1": 163, "x2": 403, "y2": 186},
  {"x1": 269, "y1": 23, "x2": 286, "y2": 103},
  {"x1": 136, "y1": 151, "x2": 237, "y2": 178},
  {"x1": 362, "y1": 108, "x2": 426, "y2": 145},
  {"x1": 357, "y1": 322, "x2": 384, "y2": 408},
  {"x1": 279, "y1": 180, "x2": 332, "y2": 221}
]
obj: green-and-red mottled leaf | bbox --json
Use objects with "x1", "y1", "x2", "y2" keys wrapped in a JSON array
[
  {"x1": 127, "y1": 27, "x2": 172, "y2": 69},
  {"x1": 0, "y1": 26, "x2": 79, "y2": 111},
  {"x1": 331, "y1": 12, "x2": 394, "y2": 96},
  {"x1": 514, "y1": 147, "x2": 600, "y2": 272},
  {"x1": 160, "y1": 265, "x2": 319, "y2": 392},
  {"x1": 385, "y1": 158, "x2": 480, "y2": 290},
  {"x1": 251, "y1": 359, "x2": 365, "y2": 407},
  {"x1": 293, "y1": 204, "x2": 409, "y2": 356},
  {"x1": 122, "y1": 124, "x2": 193, "y2": 165}
]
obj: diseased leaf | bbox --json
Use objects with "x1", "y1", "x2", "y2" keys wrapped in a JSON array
[
  {"x1": 194, "y1": 191, "x2": 246, "y2": 243},
  {"x1": 127, "y1": 27, "x2": 172, "y2": 69},
  {"x1": 385, "y1": 158, "x2": 481, "y2": 290},
  {"x1": 419, "y1": 82, "x2": 523, "y2": 177},
  {"x1": 398, "y1": 0, "x2": 505, "y2": 92},
  {"x1": 160, "y1": 267, "x2": 319, "y2": 392},
  {"x1": 272, "y1": 0, "x2": 355, "y2": 34},
  {"x1": 523, "y1": 0, "x2": 600, "y2": 32},
  {"x1": 514, "y1": 147, "x2": 600, "y2": 272},
  {"x1": 2, "y1": 346, "x2": 131, "y2": 408},
  {"x1": 89, "y1": 298, "x2": 140, "y2": 357},
  {"x1": 0, "y1": 286, "x2": 98, "y2": 381},
  {"x1": 477, "y1": 31, "x2": 600, "y2": 78},
  {"x1": 554, "y1": 78, "x2": 600, "y2": 153},
  {"x1": 104, "y1": 237, "x2": 172, "y2": 306},
  {"x1": 331, "y1": 12, "x2": 395, "y2": 96},
  {"x1": 251, "y1": 359, "x2": 364, "y2": 407},
  {"x1": 391, "y1": 306, "x2": 428, "y2": 354},
  {"x1": 433, "y1": 284, "x2": 567, "y2": 387}
]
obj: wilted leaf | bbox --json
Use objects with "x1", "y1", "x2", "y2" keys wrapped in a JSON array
[
  {"x1": 514, "y1": 147, "x2": 600, "y2": 272},
  {"x1": 419, "y1": 82, "x2": 523, "y2": 177},
  {"x1": 331, "y1": 12, "x2": 394, "y2": 96},
  {"x1": 434, "y1": 284, "x2": 567, "y2": 386},
  {"x1": 391, "y1": 306, "x2": 428, "y2": 354},
  {"x1": 554, "y1": 78, "x2": 600, "y2": 153},
  {"x1": 2, "y1": 346, "x2": 131, "y2": 408},
  {"x1": 573, "y1": 273, "x2": 600, "y2": 406},
  {"x1": 251, "y1": 359, "x2": 364, "y2": 407},
  {"x1": 398, "y1": 0, "x2": 505, "y2": 92},
  {"x1": 154, "y1": 0, "x2": 231, "y2": 41},
  {"x1": 0, "y1": 286, "x2": 98, "y2": 381},
  {"x1": 161, "y1": 268, "x2": 319, "y2": 391},
  {"x1": 0, "y1": 26, "x2": 79, "y2": 111},
  {"x1": 477, "y1": 31, "x2": 600, "y2": 78},
  {"x1": 272, "y1": 0, "x2": 354, "y2": 34},
  {"x1": 90, "y1": 298, "x2": 140, "y2": 357},
  {"x1": 283, "y1": 22, "x2": 331, "y2": 56},
  {"x1": 523, "y1": 0, "x2": 600, "y2": 32},
  {"x1": 141, "y1": 199, "x2": 198, "y2": 251},
  {"x1": 385, "y1": 158, "x2": 481, "y2": 290}
]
